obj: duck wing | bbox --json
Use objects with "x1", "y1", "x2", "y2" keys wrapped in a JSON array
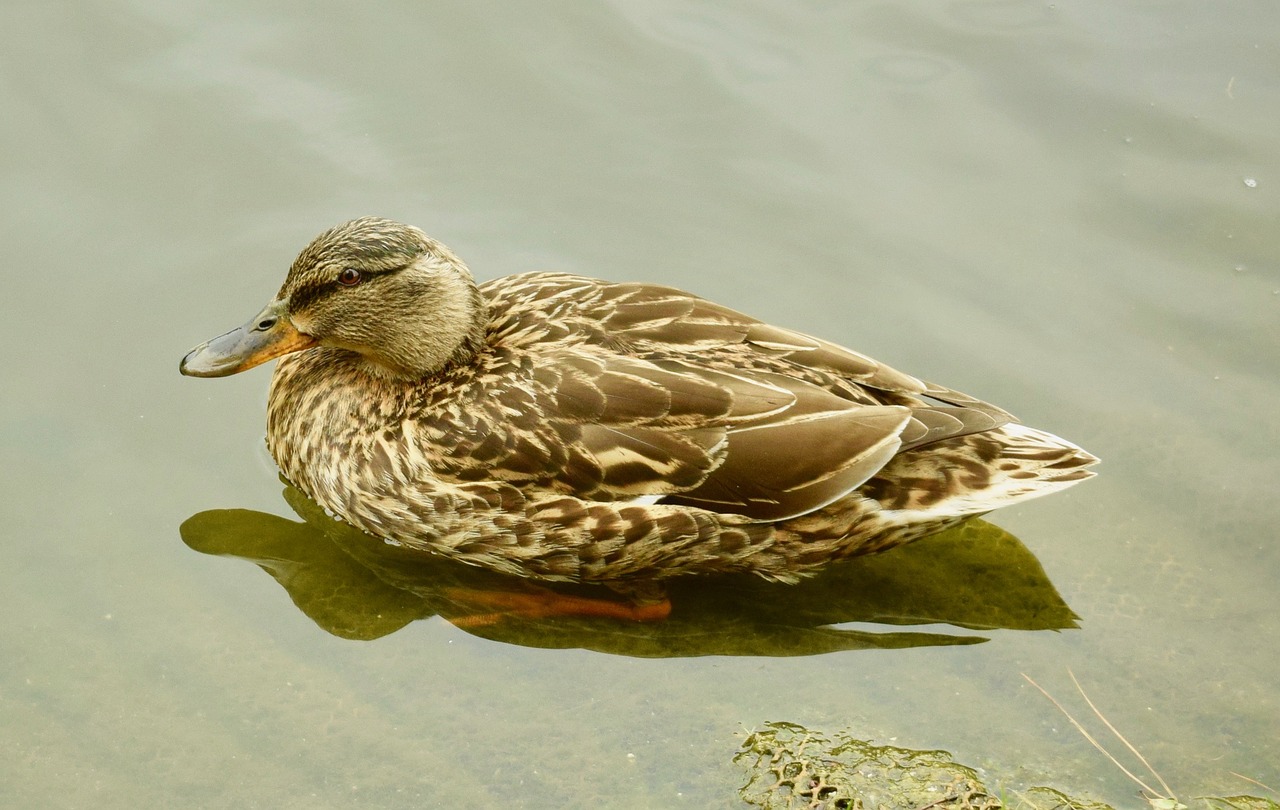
[
  {"x1": 455, "y1": 274, "x2": 1018, "y2": 520},
  {"x1": 536, "y1": 350, "x2": 913, "y2": 521},
  {"x1": 489, "y1": 274, "x2": 1012, "y2": 417},
  {"x1": 577, "y1": 276, "x2": 1016, "y2": 442}
]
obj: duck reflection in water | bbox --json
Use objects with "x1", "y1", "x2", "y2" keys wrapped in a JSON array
[{"x1": 180, "y1": 483, "x2": 1077, "y2": 656}]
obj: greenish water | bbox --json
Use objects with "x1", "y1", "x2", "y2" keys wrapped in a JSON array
[{"x1": 2, "y1": 2, "x2": 1277, "y2": 807}]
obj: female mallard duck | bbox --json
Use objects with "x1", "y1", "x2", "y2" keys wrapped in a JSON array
[{"x1": 181, "y1": 217, "x2": 1096, "y2": 611}]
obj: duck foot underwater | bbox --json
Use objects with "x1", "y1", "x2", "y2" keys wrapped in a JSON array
[
  {"x1": 181, "y1": 217, "x2": 1097, "y2": 618},
  {"x1": 444, "y1": 585, "x2": 673, "y2": 626}
]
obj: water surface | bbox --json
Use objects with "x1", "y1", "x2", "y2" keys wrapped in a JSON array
[{"x1": 2, "y1": 2, "x2": 1277, "y2": 807}]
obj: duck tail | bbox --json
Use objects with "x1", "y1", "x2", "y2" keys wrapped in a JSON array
[{"x1": 869, "y1": 422, "x2": 1098, "y2": 526}]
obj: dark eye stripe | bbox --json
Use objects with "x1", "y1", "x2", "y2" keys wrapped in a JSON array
[
  {"x1": 287, "y1": 261, "x2": 413, "y2": 311},
  {"x1": 287, "y1": 280, "x2": 336, "y2": 312}
]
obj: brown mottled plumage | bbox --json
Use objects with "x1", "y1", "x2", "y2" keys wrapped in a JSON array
[{"x1": 181, "y1": 217, "x2": 1097, "y2": 591}]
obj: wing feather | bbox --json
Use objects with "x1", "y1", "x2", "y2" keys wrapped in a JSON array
[{"x1": 448, "y1": 274, "x2": 1019, "y2": 519}]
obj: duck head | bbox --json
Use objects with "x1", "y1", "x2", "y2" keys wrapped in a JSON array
[{"x1": 180, "y1": 217, "x2": 486, "y2": 381}]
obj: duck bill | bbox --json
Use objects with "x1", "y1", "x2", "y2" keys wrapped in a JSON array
[{"x1": 180, "y1": 301, "x2": 317, "y2": 378}]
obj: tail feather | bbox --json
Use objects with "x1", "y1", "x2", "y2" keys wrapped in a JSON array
[{"x1": 867, "y1": 422, "x2": 1097, "y2": 527}]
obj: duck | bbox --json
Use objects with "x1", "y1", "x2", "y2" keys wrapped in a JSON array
[{"x1": 181, "y1": 217, "x2": 1096, "y2": 615}]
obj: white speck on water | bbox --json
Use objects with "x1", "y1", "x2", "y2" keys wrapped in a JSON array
[{"x1": 1243, "y1": 177, "x2": 1257, "y2": 188}]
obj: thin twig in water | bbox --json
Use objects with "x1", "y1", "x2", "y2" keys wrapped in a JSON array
[
  {"x1": 1067, "y1": 669, "x2": 1176, "y2": 799},
  {"x1": 1021, "y1": 673, "x2": 1166, "y2": 799},
  {"x1": 1229, "y1": 771, "x2": 1275, "y2": 793}
]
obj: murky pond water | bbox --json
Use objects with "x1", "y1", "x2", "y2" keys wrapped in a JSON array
[{"x1": 3, "y1": 2, "x2": 1277, "y2": 807}]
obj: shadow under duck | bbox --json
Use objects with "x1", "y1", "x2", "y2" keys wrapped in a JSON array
[{"x1": 181, "y1": 217, "x2": 1096, "y2": 611}]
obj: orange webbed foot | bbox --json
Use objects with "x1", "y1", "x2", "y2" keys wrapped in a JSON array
[{"x1": 443, "y1": 586, "x2": 672, "y2": 626}]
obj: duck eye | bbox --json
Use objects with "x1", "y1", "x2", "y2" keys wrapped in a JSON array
[{"x1": 337, "y1": 268, "x2": 362, "y2": 286}]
